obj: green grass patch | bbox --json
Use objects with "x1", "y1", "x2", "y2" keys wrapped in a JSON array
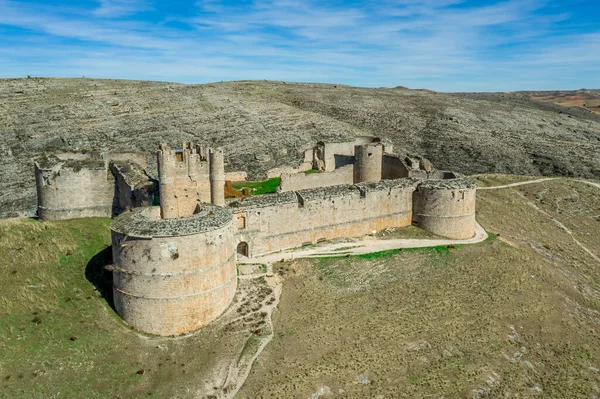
[
  {"x1": 304, "y1": 169, "x2": 321, "y2": 175},
  {"x1": 232, "y1": 177, "x2": 281, "y2": 195}
]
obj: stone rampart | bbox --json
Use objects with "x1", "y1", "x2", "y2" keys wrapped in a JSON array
[
  {"x1": 110, "y1": 205, "x2": 236, "y2": 336},
  {"x1": 412, "y1": 177, "x2": 477, "y2": 239},
  {"x1": 231, "y1": 179, "x2": 418, "y2": 257},
  {"x1": 279, "y1": 164, "x2": 353, "y2": 192}
]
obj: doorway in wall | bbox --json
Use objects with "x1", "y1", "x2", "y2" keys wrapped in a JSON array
[{"x1": 237, "y1": 242, "x2": 249, "y2": 257}]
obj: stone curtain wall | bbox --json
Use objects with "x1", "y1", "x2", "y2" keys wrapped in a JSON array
[
  {"x1": 279, "y1": 165, "x2": 354, "y2": 192},
  {"x1": 111, "y1": 206, "x2": 237, "y2": 336},
  {"x1": 234, "y1": 181, "x2": 417, "y2": 257},
  {"x1": 35, "y1": 163, "x2": 114, "y2": 221},
  {"x1": 110, "y1": 162, "x2": 156, "y2": 215}
]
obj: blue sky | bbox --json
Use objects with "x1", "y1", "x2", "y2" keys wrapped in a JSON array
[{"x1": 0, "y1": 0, "x2": 598, "y2": 91}]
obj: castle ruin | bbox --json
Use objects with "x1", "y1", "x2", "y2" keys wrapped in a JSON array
[{"x1": 35, "y1": 138, "x2": 476, "y2": 336}]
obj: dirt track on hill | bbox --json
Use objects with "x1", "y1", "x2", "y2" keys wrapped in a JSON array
[{"x1": 1, "y1": 78, "x2": 599, "y2": 217}]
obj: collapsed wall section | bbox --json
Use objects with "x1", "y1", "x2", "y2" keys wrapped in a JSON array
[
  {"x1": 110, "y1": 205, "x2": 236, "y2": 336},
  {"x1": 34, "y1": 157, "x2": 114, "y2": 221},
  {"x1": 231, "y1": 179, "x2": 417, "y2": 257},
  {"x1": 412, "y1": 177, "x2": 477, "y2": 239},
  {"x1": 110, "y1": 161, "x2": 157, "y2": 215},
  {"x1": 382, "y1": 153, "x2": 409, "y2": 180}
]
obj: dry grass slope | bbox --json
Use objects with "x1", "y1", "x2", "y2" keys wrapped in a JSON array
[
  {"x1": 0, "y1": 176, "x2": 599, "y2": 398},
  {"x1": 238, "y1": 177, "x2": 600, "y2": 398},
  {"x1": 0, "y1": 217, "x2": 277, "y2": 398}
]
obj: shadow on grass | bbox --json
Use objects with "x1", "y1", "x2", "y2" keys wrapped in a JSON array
[{"x1": 85, "y1": 246, "x2": 115, "y2": 311}]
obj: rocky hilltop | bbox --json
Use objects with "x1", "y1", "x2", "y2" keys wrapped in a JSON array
[{"x1": 1, "y1": 78, "x2": 599, "y2": 217}]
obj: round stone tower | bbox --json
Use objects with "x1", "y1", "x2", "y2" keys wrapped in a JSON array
[
  {"x1": 110, "y1": 205, "x2": 237, "y2": 336},
  {"x1": 209, "y1": 148, "x2": 225, "y2": 207},
  {"x1": 354, "y1": 143, "x2": 383, "y2": 183},
  {"x1": 34, "y1": 155, "x2": 114, "y2": 221},
  {"x1": 412, "y1": 175, "x2": 477, "y2": 239}
]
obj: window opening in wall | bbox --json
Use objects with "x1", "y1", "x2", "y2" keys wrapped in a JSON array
[
  {"x1": 237, "y1": 242, "x2": 249, "y2": 257},
  {"x1": 236, "y1": 214, "x2": 247, "y2": 229},
  {"x1": 368, "y1": 153, "x2": 373, "y2": 157},
  {"x1": 175, "y1": 152, "x2": 184, "y2": 162}
]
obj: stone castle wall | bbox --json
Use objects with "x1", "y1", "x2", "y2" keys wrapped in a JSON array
[
  {"x1": 279, "y1": 164, "x2": 354, "y2": 192},
  {"x1": 110, "y1": 162, "x2": 156, "y2": 215},
  {"x1": 233, "y1": 180, "x2": 417, "y2": 257},
  {"x1": 110, "y1": 205, "x2": 236, "y2": 336}
]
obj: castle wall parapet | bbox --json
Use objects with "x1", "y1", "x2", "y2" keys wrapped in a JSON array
[{"x1": 279, "y1": 164, "x2": 353, "y2": 192}]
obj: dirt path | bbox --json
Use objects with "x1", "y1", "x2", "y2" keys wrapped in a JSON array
[
  {"x1": 514, "y1": 191, "x2": 600, "y2": 264},
  {"x1": 220, "y1": 275, "x2": 282, "y2": 399},
  {"x1": 576, "y1": 179, "x2": 600, "y2": 189},
  {"x1": 480, "y1": 176, "x2": 600, "y2": 264},
  {"x1": 243, "y1": 222, "x2": 488, "y2": 265},
  {"x1": 477, "y1": 177, "x2": 560, "y2": 190}
]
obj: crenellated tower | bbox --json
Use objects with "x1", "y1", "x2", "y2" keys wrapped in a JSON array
[{"x1": 157, "y1": 143, "x2": 225, "y2": 219}]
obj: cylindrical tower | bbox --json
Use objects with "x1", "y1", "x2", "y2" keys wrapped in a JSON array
[
  {"x1": 157, "y1": 144, "x2": 177, "y2": 219},
  {"x1": 34, "y1": 158, "x2": 113, "y2": 221},
  {"x1": 354, "y1": 143, "x2": 383, "y2": 183},
  {"x1": 110, "y1": 205, "x2": 237, "y2": 336},
  {"x1": 412, "y1": 177, "x2": 477, "y2": 239},
  {"x1": 209, "y1": 148, "x2": 225, "y2": 207}
]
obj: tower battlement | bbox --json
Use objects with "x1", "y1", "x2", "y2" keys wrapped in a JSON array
[{"x1": 157, "y1": 143, "x2": 225, "y2": 219}]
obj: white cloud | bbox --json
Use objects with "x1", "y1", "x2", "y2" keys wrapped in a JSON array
[
  {"x1": 0, "y1": 0, "x2": 597, "y2": 91},
  {"x1": 93, "y1": 0, "x2": 153, "y2": 18}
]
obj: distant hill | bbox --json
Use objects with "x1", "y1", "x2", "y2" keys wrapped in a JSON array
[
  {"x1": 1, "y1": 78, "x2": 599, "y2": 217},
  {"x1": 516, "y1": 89, "x2": 600, "y2": 115}
]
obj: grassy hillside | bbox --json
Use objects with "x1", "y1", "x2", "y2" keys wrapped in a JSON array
[
  {"x1": 0, "y1": 218, "x2": 274, "y2": 398},
  {"x1": 1, "y1": 78, "x2": 600, "y2": 217},
  {"x1": 239, "y1": 177, "x2": 600, "y2": 398},
  {"x1": 1, "y1": 176, "x2": 599, "y2": 398}
]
